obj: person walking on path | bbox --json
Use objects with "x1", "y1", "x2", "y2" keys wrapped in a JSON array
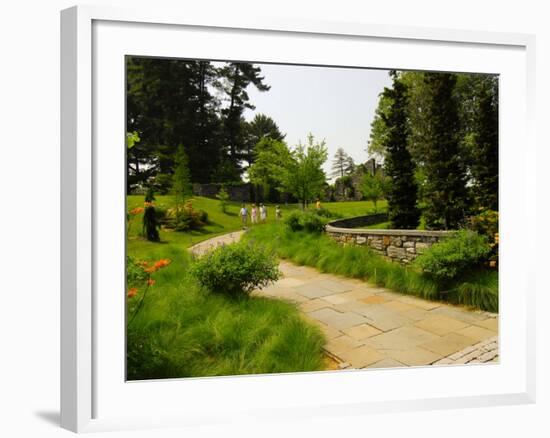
[
  {"x1": 251, "y1": 204, "x2": 258, "y2": 224},
  {"x1": 240, "y1": 204, "x2": 248, "y2": 229},
  {"x1": 260, "y1": 203, "x2": 267, "y2": 223},
  {"x1": 275, "y1": 205, "x2": 282, "y2": 221},
  {"x1": 316, "y1": 199, "x2": 322, "y2": 210}
]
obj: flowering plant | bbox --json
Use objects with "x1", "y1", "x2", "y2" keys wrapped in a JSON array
[{"x1": 127, "y1": 258, "x2": 172, "y2": 324}]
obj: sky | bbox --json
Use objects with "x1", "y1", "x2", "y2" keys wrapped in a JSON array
[{"x1": 241, "y1": 63, "x2": 392, "y2": 180}]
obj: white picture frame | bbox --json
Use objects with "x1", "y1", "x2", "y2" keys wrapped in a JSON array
[{"x1": 60, "y1": 4, "x2": 536, "y2": 433}]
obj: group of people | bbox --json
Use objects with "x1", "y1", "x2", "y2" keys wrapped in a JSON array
[{"x1": 239, "y1": 203, "x2": 282, "y2": 228}]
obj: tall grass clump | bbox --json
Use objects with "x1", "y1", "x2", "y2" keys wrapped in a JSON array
[
  {"x1": 244, "y1": 223, "x2": 498, "y2": 312},
  {"x1": 127, "y1": 248, "x2": 326, "y2": 380}
]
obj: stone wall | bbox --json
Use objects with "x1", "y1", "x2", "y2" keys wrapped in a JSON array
[
  {"x1": 328, "y1": 213, "x2": 388, "y2": 229},
  {"x1": 192, "y1": 183, "x2": 251, "y2": 202},
  {"x1": 326, "y1": 217, "x2": 454, "y2": 263}
]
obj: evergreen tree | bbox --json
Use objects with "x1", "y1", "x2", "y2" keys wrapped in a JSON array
[
  {"x1": 421, "y1": 73, "x2": 470, "y2": 229},
  {"x1": 218, "y1": 63, "x2": 271, "y2": 178},
  {"x1": 456, "y1": 75, "x2": 499, "y2": 211},
  {"x1": 172, "y1": 145, "x2": 192, "y2": 206},
  {"x1": 331, "y1": 148, "x2": 353, "y2": 179},
  {"x1": 142, "y1": 187, "x2": 160, "y2": 242},
  {"x1": 382, "y1": 73, "x2": 420, "y2": 229},
  {"x1": 242, "y1": 114, "x2": 285, "y2": 168}
]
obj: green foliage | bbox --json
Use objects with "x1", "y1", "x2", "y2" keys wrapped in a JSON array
[
  {"x1": 280, "y1": 134, "x2": 328, "y2": 208},
  {"x1": 244, "y1": 223, "x2": 498, "y2": 312},
  {"x1": 360, "y1": 170, "x2": 390, "y2": 212},
  {"x1": 467, "y1": 209, "x2": 499, "y2": 264},
  {"x1": 369, "y1": 70, "x2": 497, "y2": 230},
  {"x1": 127, "y1": 251, "x2": 325, "y2": 380},
  {"x1": 216, "y1": 187, "x2": 230, "y2": 213},
  {"x1": 243, "y1": 113, "x2": 285, "y2": 168},
  {"x1": 284, "y1": 210, "x2": 327, "y2": 233},
  {"x1": 154, "y1": 173, "x2": 173, "y2": 194},
  {"x1": 191, "y1": 243, "x2": 280, "y2": 298},
  {"x1": 381, "y1": 73, "x2": 421, "y2": 229},
  {"x1": 331, "y1": 147, "x2": 355, "y2": 179},
  {"x1": 218, "y1": 63, "x2": 271, "y2": 176},
  {"x1": 126, "y1": 256, "x2": 147, "y2": 285},
  {"x1": 172, "y1": 145, "x2": 192, "y2": 202},
  {"x1": 314, "y1": 207, "x2": 338, "y2": 219},
  {"x1": 465, "y1": 77, "x2": 499, "y2": 211},
  {"x1": 414, "y1": 230, "x2": 492, "y2": 282},
  {"x1": 142, "y1": 188, "x2": 160, "y2": 241},
  {"x1": 126, "y1": 131, "x2": 140, "y2": 149},
  {"x1": 164, "y1": 201, "x2": 207, "y2": 231},
  {"x1": 144, "y1": 186, "x2": 155, "y2": 203},
  {"x1": 248, "y1": 138, "x2": 292, "y2": 200},
  {"x1": 421, "y1": 73, "x2": 470, "y2": 229},
  {"x1": 142, "y1": 205, "x2": 160, "y2": 241}
]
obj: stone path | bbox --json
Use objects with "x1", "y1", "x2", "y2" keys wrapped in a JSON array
[
  {"x1": 189, "y1": 231, "x2": 499, "y2": 370},
  {"x1": 189, "y1": 230, "x2": 246, "y2": 257}
]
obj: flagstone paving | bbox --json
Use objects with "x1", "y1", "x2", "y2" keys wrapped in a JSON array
[{"x1": 189, "y1": 230, "x2": 499, "y2": 370}]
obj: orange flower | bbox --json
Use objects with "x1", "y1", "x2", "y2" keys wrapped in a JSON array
[
  {"x1": 153, "y1": 258, "x2": 172, "y2": 270},
  {"x1": 129, "y1": 207, "x2": 144, "y2": 215},
  {"x1": 127, "y1": 287, "x2": 138, "y2": 298},
  {"x1": 147, "y1": 279, "x2": 156, "y2": 286}
]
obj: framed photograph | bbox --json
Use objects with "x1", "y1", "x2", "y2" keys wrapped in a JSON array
[{"x1": 61, "y1": 5, "x2": 536, "y2": 433}]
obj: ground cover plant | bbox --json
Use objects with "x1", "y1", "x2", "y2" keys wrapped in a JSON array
[
  {"x1": 126, "y1": 239, "x2": 326, "y2": 380},
  {"x1": 244, "y1": 223, "x2": 498, "y2": 312}
]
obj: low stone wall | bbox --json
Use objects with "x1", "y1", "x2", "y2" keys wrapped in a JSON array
[
  {"x1": 192, "y1": 183, "x2": 251, "y2": 202},
  {"x1": 326, "y1": 217, "x2": 454, "y2": 263},
  {"x1": 328, "y1": 213, "x2": 388, "y2": 229}
]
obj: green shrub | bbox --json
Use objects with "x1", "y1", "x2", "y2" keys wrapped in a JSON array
[
  {"x1": 414, "y1": 230, "x2": 492, "y2": 281},
  {"x1": 197, "y1": 209, "x2": 208, "y2": 224},
  {"x1": 284, "y1": 210, "x2": 326, "y2": 233},
  {"x1": 467, "y1": 209, "x2": 499, "y2": 265},
  {"x1": 314, "y1": 207, "x2": 337, "y2": 219},
  {"x1": 216, "y1": 187, "x2": 230, "y2": 213},
  {"x1": 285, "y1": 211, "x2": 303, "y2": 231},
  {"x1": 191, "y1": 242, "x2": 281, "y2": 297},
  {"x1": 163, "y1": 201, "x2": 207, "y2": 231},
  {"x1": 127, "y1": 256, "x2": 147, "y2": 285}
]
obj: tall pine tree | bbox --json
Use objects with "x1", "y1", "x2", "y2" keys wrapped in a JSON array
[
  {"x1": 218, "y1": 63, "x2": 270, "y2": 179},
  {"x1": 382, "y1": 72, "x2": 420, "y2": 229},
  {"x1": 421, "y1": 73, "x2": 470, "y2": 229}
]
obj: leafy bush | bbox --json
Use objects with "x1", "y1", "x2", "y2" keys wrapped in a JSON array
[
  {"x1": 191, "y1": 242, "x2": 280, "y2": 297},
  {"x1": 197, "y1": 209, "x2": 208, "y2": 224},
  {"x1": 467, "y1": 209, "x2": 499, "y2": 266},
  {"x1": 285, "y1": 210, "x2": 327, "y2": 233},
  {"x1": 163, "y1": 200, "x2": 207, "y2": 231},
  {"x1": 414, "y1": 230, "x2": 492, "y2": 281},
  {"x1": 314, "y1": 207, "x2": 338, "y2": 219},
  {"x1": 127, "y1": 256, "x2": 147, "y2": 285}
]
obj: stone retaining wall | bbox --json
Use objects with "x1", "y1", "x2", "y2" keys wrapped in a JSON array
[
  {"x1": 192, "y1": 183, "x2": 251, "y2": 202},
  {"x1": 326, "y1": 216, "x2": 454, "y2": 263}
]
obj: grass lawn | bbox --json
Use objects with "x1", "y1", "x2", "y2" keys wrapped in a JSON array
[
  {"x1": 243, "y1": 223, "x2": 498, "y2": 312},
  {"x1": 126, "y1": 195, "x2": 385, "y2": 255},
  {"x1": 126, "y1": 195, "x2": 340, "y2": 380}
]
